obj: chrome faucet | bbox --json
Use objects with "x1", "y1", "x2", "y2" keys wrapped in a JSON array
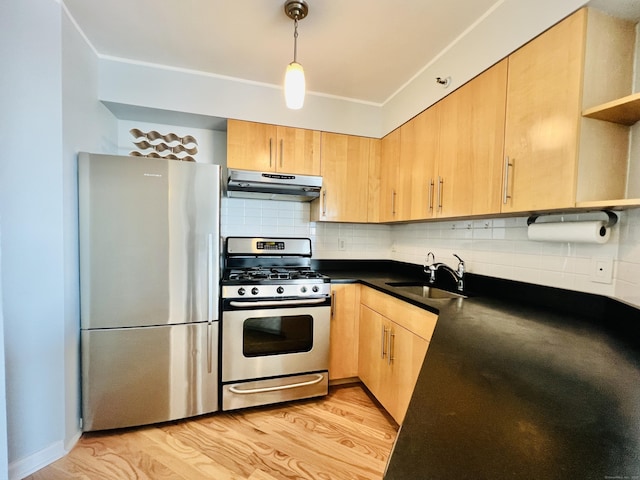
[{"x1": 424, "y1": 252, "x2": 465, "y2": 291}]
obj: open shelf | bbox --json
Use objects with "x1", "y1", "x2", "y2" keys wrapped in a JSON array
[
  {"x1": 576, "y1": 198, "x2": 640, "y2": 210},
  {"x1": 583, "y1": 92, "x2": 640, "y2": 126}
]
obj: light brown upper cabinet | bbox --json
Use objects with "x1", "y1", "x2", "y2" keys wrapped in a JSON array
[
  {"x1": 377, "y1": 59, "x2": 507, "y2": 222},
  {"x1": 502, "y1": 8, "x2": 635, "y2": 213},
  {"x1": 227, "y1": 119, "x2": 321, "y2": 176},
  {"x1": 374, "y1": 106, "x2": 439, "y2": 223},
  {"x1": 375, "y1": 128, "x2": 401, "y2": 222},
  {"x1": 401, "y1": 105, "x2": 440, "y2": 220},
  {"x1": 434, "y1": 59, "x2": 507, "y2": 218},
  {"x1": 311, "y1": 132, "x2": 378, "y2": 223}
]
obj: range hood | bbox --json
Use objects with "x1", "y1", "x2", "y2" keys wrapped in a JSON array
[{"x1": 227, "y1": 169, "x2": 322, "y2": 202}]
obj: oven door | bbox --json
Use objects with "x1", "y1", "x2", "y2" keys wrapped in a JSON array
[{"x1": 221, "y1": 297, "x2": 330, "y2": 383}]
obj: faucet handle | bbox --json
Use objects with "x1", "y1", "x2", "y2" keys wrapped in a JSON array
[
  {"x1": 424, "y1": 252, "x2": 436, "y2": 281},
  {"x1": 453, "y1": 254, "x2": 465, "y2": 274},
  {"x1": 426, "y1": 251, "x2": 435, "y2": 265}
]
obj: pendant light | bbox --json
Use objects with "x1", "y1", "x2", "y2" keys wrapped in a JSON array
[{"x1": 284, "y1": 0, "x2": 308, "y2": 110}]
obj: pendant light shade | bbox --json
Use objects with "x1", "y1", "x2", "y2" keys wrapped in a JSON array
[
  {"x1": 285, "y1": 61, "x2": 305, "y2": 109},
  {"x1": 283, "y1": 0, "x2": 309, "y2": 110}
]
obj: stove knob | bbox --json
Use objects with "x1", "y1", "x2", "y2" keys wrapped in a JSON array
[
  {"x1": 237, "y1": 287, "x2": 246, "y2": 296},
  {"x1": 251, "y1": 287, "x2": 259, "y2": 295},
  {"x1": 300, "y1": 286, "x2": 307, "y2": 294},
  {"x1": 312, "y1": 285, "x2": 319, "y2": 293},
  {"x1": 277, "y1": 286, "x2": 285, "y2": 294}
]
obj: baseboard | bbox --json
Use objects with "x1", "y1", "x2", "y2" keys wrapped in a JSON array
[
  {"x1": 64, "y1": 429, "x2": 82, "y2": 454},
  {"x1": 329, "y1": 377, "x2": 360, "y2": 386},
  {"x1": 9, "y1": 440, "x2": 66, "y2": 480}
]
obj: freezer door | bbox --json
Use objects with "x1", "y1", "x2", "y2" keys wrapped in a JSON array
[
  {"x1": 81, "y1": 322, "x2": 218, "y2": 431},
  {"x1": 78, "y1": 153, "x2": 220, "y2": 329}
]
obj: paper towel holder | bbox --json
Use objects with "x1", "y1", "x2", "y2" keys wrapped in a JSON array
[{"x1": 526, "y1": 210, "x2": 618, "y2": 228}]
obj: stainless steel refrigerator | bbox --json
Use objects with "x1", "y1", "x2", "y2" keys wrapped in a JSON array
[{"x1": 78, "y1": 152, "x2": 220, "y2": 431}]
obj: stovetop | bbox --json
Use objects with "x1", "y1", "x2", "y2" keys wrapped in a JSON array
[
  {"x1": 224, "y1": 267, "x2": 329, "y2": 283},
  {"x1": 222, "y1": 237, "x2": 331, "y2": 299}
]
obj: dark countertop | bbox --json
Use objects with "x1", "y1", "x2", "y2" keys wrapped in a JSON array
[{"x1": 314, "y1": 260, "x2": 640, "y2": 480}]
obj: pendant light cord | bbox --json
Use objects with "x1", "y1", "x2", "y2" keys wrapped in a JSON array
[{"x1": 293, "y1": 18, "x2": 299, "y2": 63}]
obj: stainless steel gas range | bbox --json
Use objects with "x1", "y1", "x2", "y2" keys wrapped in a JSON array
[{"x1": 220, "y1": 237, "x2": 331, "y2": 411}]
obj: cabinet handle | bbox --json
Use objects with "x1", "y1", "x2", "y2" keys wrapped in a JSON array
[
  {"x1": 387, "y1": 330, "x2": 395, "y2": 366},
  {"x1": 322, "y1": 190, "x2": 327, "y2": 216},
  {"x1": 280, "y1": 138, "x2": 284, "y2": 168},
  {"x1": 437, "y1": 176, "x2": 443, "y2": 212},
  {"x1": 330, "y1": 291, "x2": 336, "y2": 318},
  {"x1": 269, "y1": 138, "x2": 273, "y2": 168},
  {"x1": 502, "y1": 156, "x2": 513, "y2": 205},
  {"x1": 428, "y1": 179, "x2": 434, "y2": 212},
  {"x1": 392, "y1": 190, "x2": 397, "y2": 216},
  {"x1": 380, "y1": 325, "x2": 388, "y2": 359}
]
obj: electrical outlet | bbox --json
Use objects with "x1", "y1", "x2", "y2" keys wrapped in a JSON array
[
  {"x1": 590, "y1": 257, "x2": 613, "y2": 284},
  {"x1": 338, "y1": 237, "x2": 346, "y2": 251}
]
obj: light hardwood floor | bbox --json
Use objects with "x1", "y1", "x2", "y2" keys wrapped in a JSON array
[{"x1": 27, "y1": 384, "x2": 399, "y2": 480}]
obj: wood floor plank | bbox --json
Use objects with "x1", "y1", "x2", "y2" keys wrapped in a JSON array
[
  {"x1": 247, "y1": 470, "x2": 281, "y2": 480},
  {"x1": 27, "y1": 384, "x2": 398, "y2": 480},
  {"x1": 136, "y1": 428, "x2": 246, "y2": 480}
]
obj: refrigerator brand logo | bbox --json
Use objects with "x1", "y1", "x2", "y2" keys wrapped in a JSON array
[{"x1": 143, "y1": 173, "x2": 163, "y2": 177}]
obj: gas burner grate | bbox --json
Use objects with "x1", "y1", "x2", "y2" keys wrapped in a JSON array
[{"x1": 226, "y1": 267, "x2": 326, "y2": 282}]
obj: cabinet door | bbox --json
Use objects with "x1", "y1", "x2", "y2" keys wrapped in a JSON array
[
  {"x1": 437, "y1": 60, "x2": 507, "y2": 218},
  {"x1": 358, "y1": 305, "x2": 387, "y2": 398},
  {"x1": 502, "y1": 10, "x2": 586, "y2": 213},
  {"x1": 318, "y1": 133, "x2": 371, "y2": 222},
  {"x1": 378, "y1": 128, "x2": 401, "y2": 222},
  {"x1": 227, "y1": 119, "x2": 277, "y2": 172},
  {"x1": 468, "y1": 59, "x2": 508, "y2": 216},
  {"x1": 405, "y1": 106, "x2": 439, "y2": 220},
  {"x1": 329, "y1": 284, "x2": 360, "y2": 381},
  {"x1": 276, "y1": 126, "x2": 321, "y2": 175},
  {"x1": 386, "y1": 321, "x2": 429, "y2": 424},
  {"x1": 366, "y1": 138, "x2": 381, "y2": 223}
]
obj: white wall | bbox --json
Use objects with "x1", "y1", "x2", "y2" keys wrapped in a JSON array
[
  {"x1": 616, "y1": 208, "x2": 640, "y2": 306},
  {"x1": 95, "y1": 0, "x2": 587, "y2": 138},
  {"x1": 220, "y1": 198, "x2": 392, "y2": 259},
  {"x1": 0, "y1": 225, "x2": 8, "y2": 480},
  {"x1": 1, "y1": 0, "x2": 66, "y2": 475},
  {"x1": 99, "y1": 59, "x2": 383, "y2": 138},
  {"x1": 61, "y1": 0, "x2": 118, "y2": 458},
  {"x1": 220, "y1": 198, "x2": 640, "y2": 309},
  {"x1": 382, "y1": 0, "x2": 587, "y2": 134},
  {"x1": 0, "y1": 0, "x2": 118, "y2": 478},
  {"x1": 390, "y1": 214, "x2": 621, "y2": 298}
]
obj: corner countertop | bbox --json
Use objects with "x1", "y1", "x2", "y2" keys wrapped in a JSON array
[{"x1": 315, "y1": 261, "x2": 640, "y2": 480}]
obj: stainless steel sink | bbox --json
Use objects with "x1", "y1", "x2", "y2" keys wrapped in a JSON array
[{"x1": 385, "y1": 282, "x2": 467, "y2": 299}]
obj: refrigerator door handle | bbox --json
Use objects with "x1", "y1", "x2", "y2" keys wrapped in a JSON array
[
  {"x1": 208, "y1": 233, "x2": 214, "y2": 322},
  {"x1": 207, "y1": 321, "x2": 213, "y2": 373}
]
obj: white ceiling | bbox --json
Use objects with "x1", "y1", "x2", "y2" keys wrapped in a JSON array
[{"x1": 64, "y1": 0, "x2": 638, "y2": 106}]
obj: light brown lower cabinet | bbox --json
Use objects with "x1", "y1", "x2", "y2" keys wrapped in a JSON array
[
  {"x1": 358, "y1": 286, "x2": 437, "y2": 424},
  {"x1": 329, "y1": 284, "x2": 360, "y2": 381}
]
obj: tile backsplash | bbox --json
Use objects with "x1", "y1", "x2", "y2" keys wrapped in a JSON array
[{"x1": 221, "y1": 197, "x2": 640, "y2": 308}]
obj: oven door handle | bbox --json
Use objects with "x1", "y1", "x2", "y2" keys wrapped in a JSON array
[
  {"x1": 228, "y1": 374, "x2": 325, "y2": 395},
  {"x1": 229, "y1": 298, "x2": 327, "y2": 308}
]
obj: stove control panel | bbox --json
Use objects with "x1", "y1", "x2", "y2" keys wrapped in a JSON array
[{"x1": 222, "y1": 282, "x2": 331, "y2": 299}]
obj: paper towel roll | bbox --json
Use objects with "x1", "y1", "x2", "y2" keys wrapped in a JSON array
[{"x1": 527, "y1": 221, "x2": 610, "y2": 244}]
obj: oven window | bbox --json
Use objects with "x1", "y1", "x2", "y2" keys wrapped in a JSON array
[{"x1": 243, "y1": 315, "x2": 313, "y2": 357}]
